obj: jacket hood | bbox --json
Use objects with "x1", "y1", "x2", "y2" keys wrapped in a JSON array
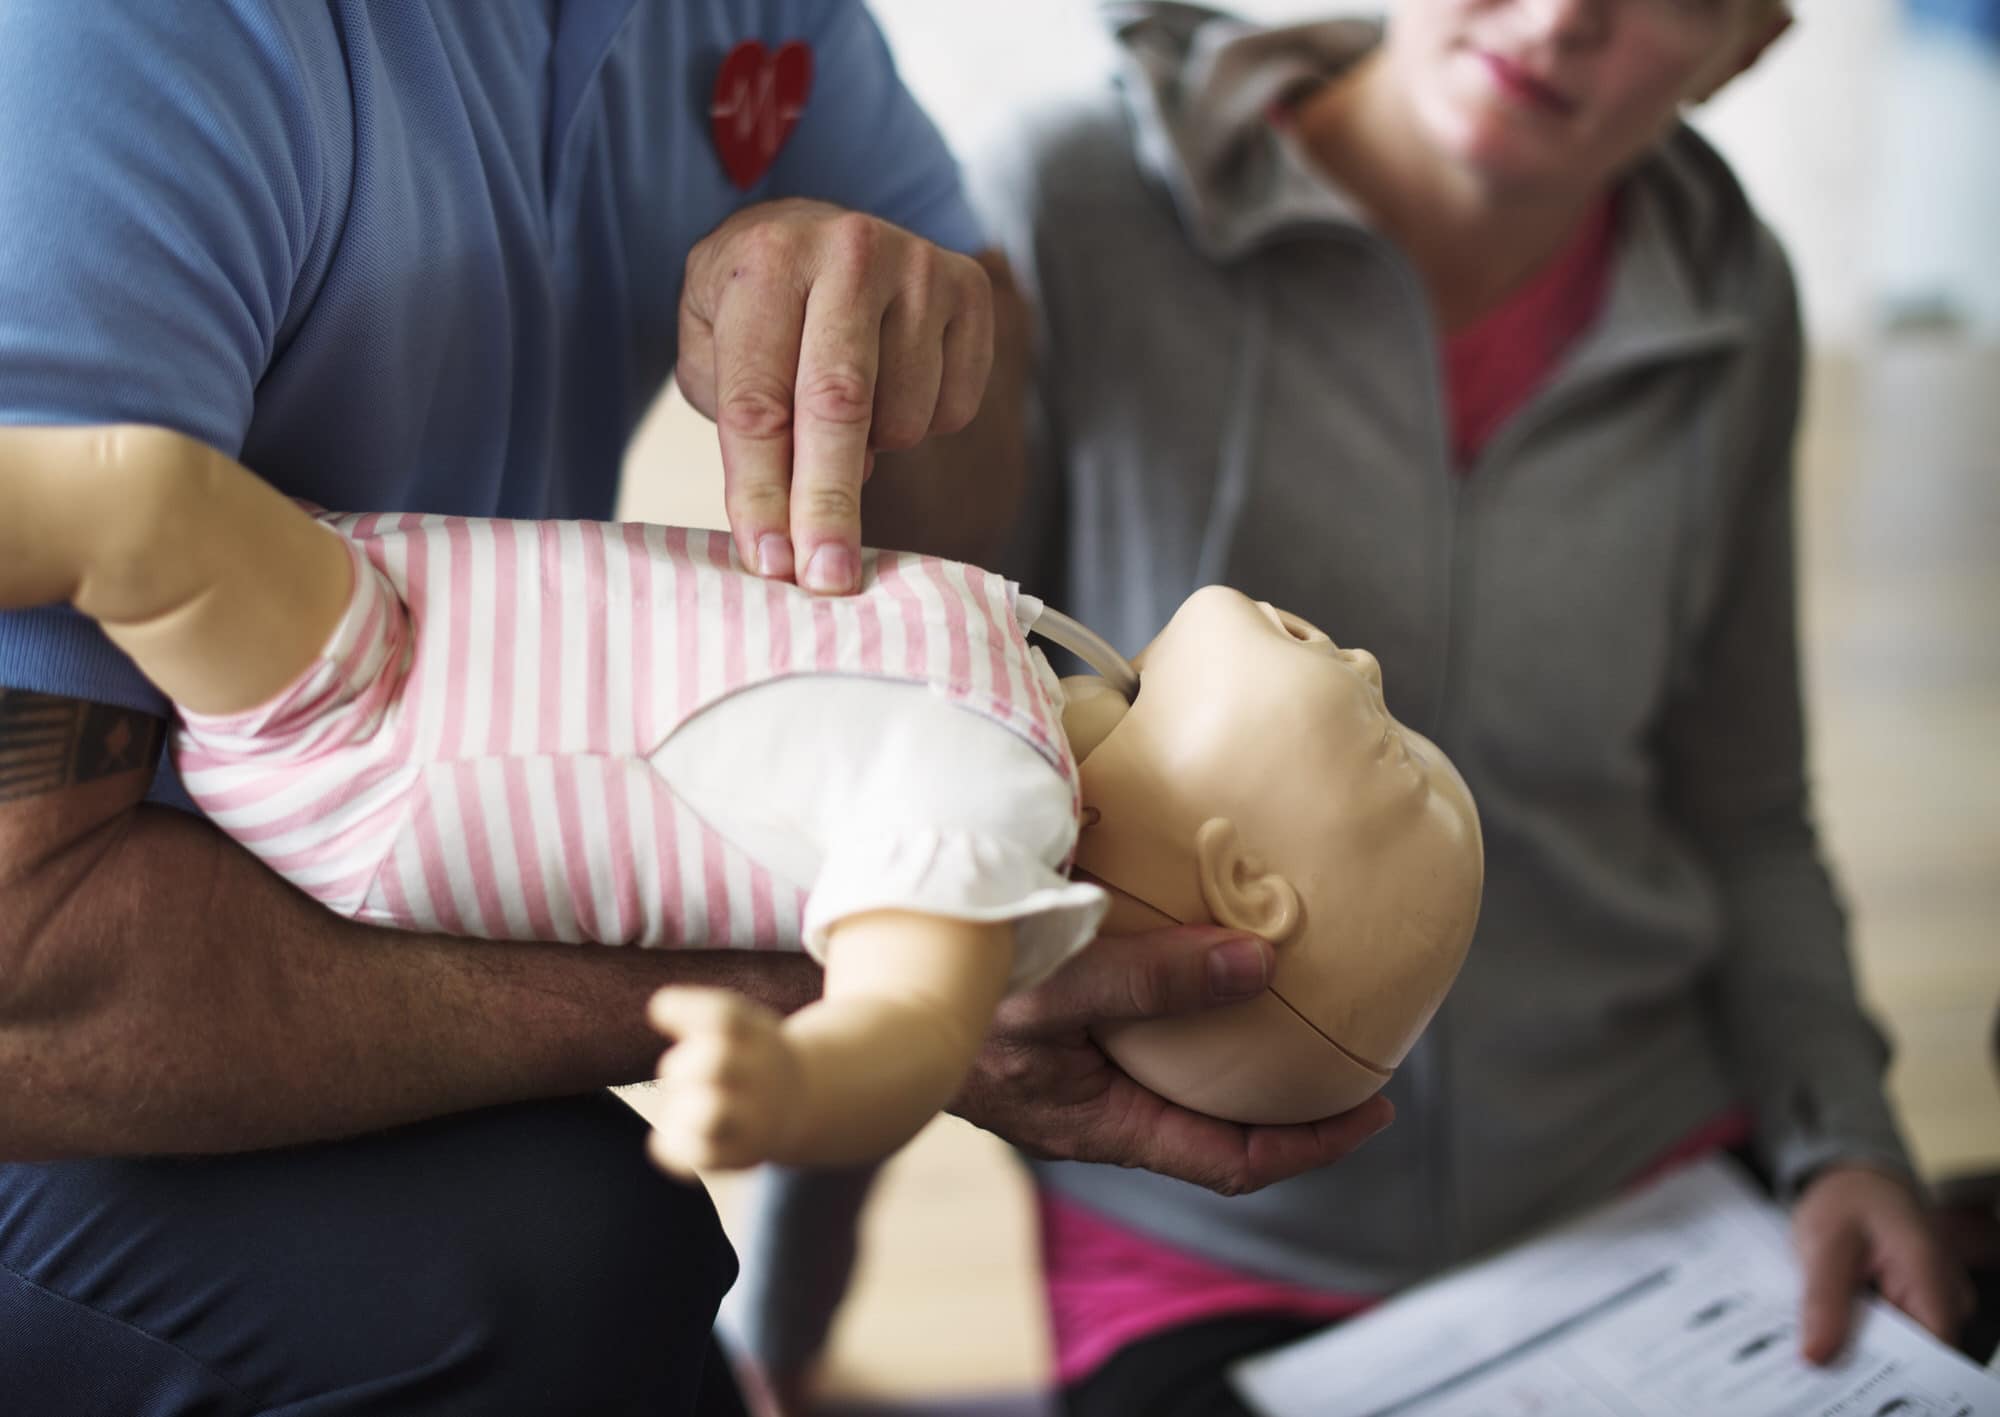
[{"x1": 1104, "y1": 2, "x2": 1378, "y2": 259}]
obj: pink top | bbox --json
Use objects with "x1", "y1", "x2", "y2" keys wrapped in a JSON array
[
  {"x1": 175, "y1": 515, "x2": 1078, "y2": 954},
  {"x1": 1444, "y1": 196, "x2": 1619, "y2": 466},
  {"x1": 1041, "y1": 193, "x2": 1717, "y2": 1387},
  {"x1": 1040, "y1": 1109, "x2": 1753, "y2": 1385},
  {"x1": 1038, "y1": 1186, "x2": 1373, "y2": 1386}
]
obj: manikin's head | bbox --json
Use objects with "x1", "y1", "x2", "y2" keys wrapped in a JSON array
[{"x1": 1060, "y1": 587, "x2": 1484, "y2": 1124}]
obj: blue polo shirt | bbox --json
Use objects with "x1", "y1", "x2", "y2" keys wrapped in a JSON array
[{"x1": 0, "y1": 0, "x2": 983, "y2": 726}]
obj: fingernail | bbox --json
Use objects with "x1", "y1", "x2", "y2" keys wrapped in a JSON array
[
  {"x1": 1206, "y1": 937, "x2": 1270, "y2": 999},
  {"x1": 803, "y1": 543, "x2": 858, "y2": 594},
  {"x1": 756, "y1": 534, "x2": 794, "y2": 580}
]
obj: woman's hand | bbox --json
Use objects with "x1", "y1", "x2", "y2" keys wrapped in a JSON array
[{"x1": 1793, "y1": 1162, "x2": 1974, "y2": 1362}]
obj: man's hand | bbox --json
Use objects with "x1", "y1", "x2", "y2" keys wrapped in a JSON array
[
  {"x1": 678, "y1": 199, "x2": 996, "y2": 594},
  {"x1": 1793, "y1": 1162, "x2": 1973, "y2": 1363},
  {"x1": 950, "y1": 926, "x2": 1395, "y2": 1196}
]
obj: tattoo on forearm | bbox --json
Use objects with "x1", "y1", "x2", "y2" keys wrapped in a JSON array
[{"x1": 0, "y1": 691, "x2": 163, "y2": 802}]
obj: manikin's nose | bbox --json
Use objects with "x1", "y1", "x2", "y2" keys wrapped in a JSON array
[{"x1": 1257, "y1": 601, "x2": 1333, "y2": 649}]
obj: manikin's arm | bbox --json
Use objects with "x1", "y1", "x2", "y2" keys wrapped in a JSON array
[
  {"x1": 0, "y1": 425, "x2": 352, "y2": 715},
  {"x1": 646, "y1": 910, "x2": 1015, "y2": 1172}
]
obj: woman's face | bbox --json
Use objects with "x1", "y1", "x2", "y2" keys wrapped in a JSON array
[{"x1": 1386, "y1": 0, "x2": 1777, "y2": 194}]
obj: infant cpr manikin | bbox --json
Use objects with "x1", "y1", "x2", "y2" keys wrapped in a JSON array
[{"x1": 1049, "y1": 587, "x2": 1484, "y2": 1124}]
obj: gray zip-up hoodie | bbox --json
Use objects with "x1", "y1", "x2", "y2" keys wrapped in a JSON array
[{"x1": 979, "y1": 4, "x2": 1913, "y2": 1294}]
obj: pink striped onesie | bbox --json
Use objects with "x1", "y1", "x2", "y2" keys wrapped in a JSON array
[{"x1": 174, "y1": 513, "x2": 1106, "y2": 987}]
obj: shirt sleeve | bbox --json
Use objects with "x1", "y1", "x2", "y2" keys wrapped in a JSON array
[
  {"x1": 761, "y1": 1, "x2": 986, "y2": 256},
  {"x1": 804, "y1": 827, "x2": 1108, "y2": 995},
  {"x1": 1659, "y1": 233, "x2": 1914, "y2": 1199},
  {"x1": 174, "y1": 536, "x2": 416, "y2": 920},
  {"x1": 780, "y1": 680, "x2": 1106, "y2": 994},
  {"x1": 175, "y1": 537, "x2": 408, "y2": 766},
  {"x1": 0, "y1": 0, "x2": 325, "y2": 712}
]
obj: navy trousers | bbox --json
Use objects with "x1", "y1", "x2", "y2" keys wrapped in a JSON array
[{"x1": 0, "y1": 1092, "x2": 745, "y2": 1415}]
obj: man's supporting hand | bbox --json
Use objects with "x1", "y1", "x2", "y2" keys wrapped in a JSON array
[{"x1": 950, "y1": 925, "x2": 1395, "y2": 1196}]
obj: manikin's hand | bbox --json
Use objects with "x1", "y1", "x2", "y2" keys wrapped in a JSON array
[
  {"x1": 678, "y1": 198, "x2": 996, "y2": 595},
  {"x1": 645, "y1": 987, "x2": 806, "y2": 1177},
  {"x1": 1793, "y1": 1162, "x2": 1973, "y2": 1363},
  {"x1": 951, "y1": 926, "x2": 1395, "y2": 1196}
]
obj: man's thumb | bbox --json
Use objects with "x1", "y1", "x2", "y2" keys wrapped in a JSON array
[{"x1": 1059, "y1": 928, "x2": 1274, "y2": 1022}]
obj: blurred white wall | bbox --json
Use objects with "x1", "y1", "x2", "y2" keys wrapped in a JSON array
[{"x1": 868, "y1": 0, "x2": 1899, "y2": 344}]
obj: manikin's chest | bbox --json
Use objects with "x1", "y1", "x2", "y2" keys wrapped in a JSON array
[{"x1": 339, "y1": 515, "x2": 1066, "y2": 767}]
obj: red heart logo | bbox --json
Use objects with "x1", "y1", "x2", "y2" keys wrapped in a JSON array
[{"x1": 710, "y1": 40, "x2": 814, "y2": 191}]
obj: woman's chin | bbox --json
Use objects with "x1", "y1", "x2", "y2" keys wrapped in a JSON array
[{"x1": 1422, "y1": 103, "x2": 1583, "y2": 194}]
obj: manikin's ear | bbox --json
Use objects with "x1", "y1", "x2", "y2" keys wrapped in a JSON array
[
  {"x1": 1194, "y1": 818, "x2": 1302, "y2": 943},
  {"x1": 1059, "y1": 674, "x2": 1132, "y2": 763}
]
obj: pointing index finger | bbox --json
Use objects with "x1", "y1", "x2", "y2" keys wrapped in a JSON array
[
  {"x1": 789, "y1": 264, "x2": 883, "y2": 594},
  {"x1": 711, "y1": 264, "x2": 808, "y2": 581}
]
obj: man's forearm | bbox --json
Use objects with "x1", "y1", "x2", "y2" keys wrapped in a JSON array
[
  {"x1": 862, "y1": 249, "x2": 1031, "y2": 565},
  {"x1": 0, "y1": 800, "x2": 822, "y2": 1160}
]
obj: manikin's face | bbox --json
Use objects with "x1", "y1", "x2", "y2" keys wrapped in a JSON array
[
  {"x1": 1384, "y1": 0, "x2": 1782, "y2": 194},
  {"x1": 1069, "y1": 587, "x2": 1483, "y2": 1122},
  {"x1": 1073, "y1": 585, "x2": 1476, "y2": 934}
]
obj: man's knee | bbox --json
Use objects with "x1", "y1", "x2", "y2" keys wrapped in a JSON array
[
  {"x1": 0, "y1": 1093, "x2": 741, "y2": 1415},
  {"x1": 397, "y1": 1093, "x2": 741, "y2": 1395}
]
